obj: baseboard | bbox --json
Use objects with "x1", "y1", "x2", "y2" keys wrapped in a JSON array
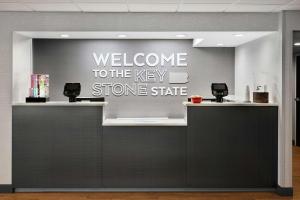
[
  {"x1": 15, "y1": 188, "x2": 276, "y2": 192},
  {"x1": 0, "y1": 185, "x2": 13, "y2": 193},
  {"x1": 276, "y1": 185, "x2": 293, "y2": 196}
]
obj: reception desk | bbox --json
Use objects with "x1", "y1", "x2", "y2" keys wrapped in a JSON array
[{"x1": 12, "y1": 101, "x2": 278, "y2": 191}]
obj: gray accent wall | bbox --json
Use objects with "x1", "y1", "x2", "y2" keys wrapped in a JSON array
[{"x1": 33, "y1": 39, "x2": 235, "y2": 118}]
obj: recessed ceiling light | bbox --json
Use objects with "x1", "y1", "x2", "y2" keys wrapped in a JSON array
[
  {"x1": 233, "y1": 33, "x2": 244, "y2": 37},
  {"x1": 117, "y1": 34, "x2": 127, "y2": 38},
  {"x1": 294, "y1": 42, "x2": 300, "y2": 46},
  {"x1": 60, "y1": 34, "x2": 69, "y2": 38},
  {"x1": 217, "y1": 43, "x2": 224, "y2": 46},
  {"x1": 176, "y1": 34, "x2": 186, "y2": 38},
  {"x1": 193, "y1": 38, "x2": 204, "y2": 47}
]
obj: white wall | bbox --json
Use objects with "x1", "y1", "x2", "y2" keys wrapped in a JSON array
[
  {"x1": 235, "y1": 32, "x2": 283, "y2": 186},
  {"x1": 12, "y1": 33, "x2": 32, "y2": 103},
  {"x1": 235, "y1": 33, "x2": 281, "y2": 103}
]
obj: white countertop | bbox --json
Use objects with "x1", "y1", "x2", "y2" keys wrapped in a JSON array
[
  {"x1": 183, "y1": 101, "x2": 278, "y2": 107},
  {"x1": 12, "y1": 101, "x2": 108, "y2": 106},
  {"x1": 102, "y1": 117, "x2": 187, "y2": 126}
]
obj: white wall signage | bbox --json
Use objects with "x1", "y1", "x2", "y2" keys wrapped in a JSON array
[
  {"x1": 169, "y1": 72, "x2": 189, "y2": 84},
  {"x1": 91, "y1": 52, "x2": 188, "y2": 97}
]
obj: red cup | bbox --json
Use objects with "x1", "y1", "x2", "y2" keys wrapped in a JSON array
[{"x1": 191, "y1": 96, "x2": 203, "y2": 104}]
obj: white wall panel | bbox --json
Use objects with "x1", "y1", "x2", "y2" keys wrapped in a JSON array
[
  {"x1": 235, "y1": 33, "x2": 282, "y2": 103},
  {"x1": 12, "y1": 34, "x2": 32, "y2": 103},
  {"x1": 0, "y1": 73, "x2": 11, "y2": 184}
]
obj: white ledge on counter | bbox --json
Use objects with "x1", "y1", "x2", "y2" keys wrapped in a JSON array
[
  {"x1": 12, "y1": 101, "x2": 108, "y2": 106},
  {"x1": 183, "y1": 101, "x2": 278, "y2": 106},
  {"x1": 102, "y1": 117, "x2": 187, "y2": 126}
]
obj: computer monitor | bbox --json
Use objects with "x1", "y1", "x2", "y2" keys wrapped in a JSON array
[
  {"x1": 211, "y1": 83, "x2": 228, "y2": 103},
  {"x1": 63, "y1": 83, "x2": 81, "y2": 102}
]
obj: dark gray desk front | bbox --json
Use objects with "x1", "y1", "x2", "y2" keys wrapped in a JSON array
[
  {"x1": 13, "y1": 106, "x2": 103, "y2": 188},
  {"x1": 187, "y1": 106, "x2": 278, "y2": 188},
  {"x1": 12, "y1": 105, "x2": 278, "y2": 190}
]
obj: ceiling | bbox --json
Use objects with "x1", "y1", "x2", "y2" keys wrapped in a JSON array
[
  {"x1": 0, "y1": 0, "x2": 300, "y2": 12},
  {"x1": 16, "y1": 31, "x2": 274, "y2": 47}
]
